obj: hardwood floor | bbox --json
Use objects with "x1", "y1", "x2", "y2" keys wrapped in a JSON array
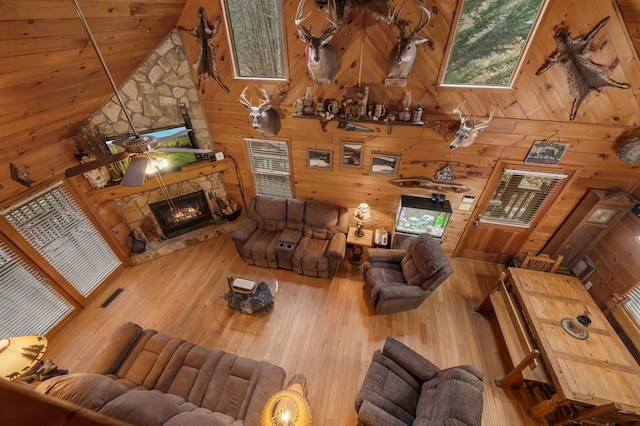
[{"x1": 45, "y1": 232, "x2": 548, "y2": 425}]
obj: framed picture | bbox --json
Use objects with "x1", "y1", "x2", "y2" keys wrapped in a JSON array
[
  {"x1": 370, "y1": 154, "x2": 400, "y2": 176},
  {"x1": 307, "y1": 149, "x2": 333, "y2": 170},
  {"x1": 524, "y1": 140, "x2": 569, "y2": 166},
  {"x1": 340, "y1": 142, "x2": 364, "y2": 168}
]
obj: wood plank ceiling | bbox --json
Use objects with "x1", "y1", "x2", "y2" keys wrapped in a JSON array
[{"x1": 1, "y1": 0, "x2": 640, "y2": 203}]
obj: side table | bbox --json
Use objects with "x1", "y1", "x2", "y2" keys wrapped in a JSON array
[{"x1": 347, "y1": 227, "x2": 374, "y2": 265}]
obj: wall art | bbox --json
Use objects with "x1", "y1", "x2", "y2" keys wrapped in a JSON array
[
  {"x1": 370, "y1": 154, "x2": 400, "y2": 176},
  {"x1": 525, "y1": 140, "x2": 569, "y2": 166},
  {"x1": 307, "y1": 149, "x2": 333, "y2": 170},
  {"x1": 340, "y1": 142, "x2": 364, "y2": 168}
]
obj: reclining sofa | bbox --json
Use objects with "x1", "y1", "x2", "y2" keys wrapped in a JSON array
[
  {"x1": 356, "y1": 337, "x2": 484, "y2": 425},
  {"x1": 36, "y1": 322, "x2": 286, "y2": 425},
  {"x1": 232, "y1": 195, "x2": 349, "y2": 278}
]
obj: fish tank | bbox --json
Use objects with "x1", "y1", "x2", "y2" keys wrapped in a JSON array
[{"x1": 393, "y1": 195, "x2": 452, "y2": 249}]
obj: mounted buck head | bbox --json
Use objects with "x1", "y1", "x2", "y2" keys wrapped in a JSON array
[
  {"x1": 239, "y1": 87, "x2": 281, "y2": 137},
  {"x1": 387, "y1": 1, "x2": 431, "y2": 79},
  {"x1": 449, "y1": 103, "x2": 495, "y2": 150},
  {"x1": 296, "y1": 0, "x2": 339, "y2": 85}
]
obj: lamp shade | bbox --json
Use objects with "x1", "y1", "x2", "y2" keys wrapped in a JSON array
[
  {"x1": 353, "y1": 203, "x2": 373, "y2": 223},
  {"x1": 0, "y1": 335, "x2": 47, "y2": 381}
]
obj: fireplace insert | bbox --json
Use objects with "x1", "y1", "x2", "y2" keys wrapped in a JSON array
[{"x1": 149, "y1": 190, "x2": 213, "y2": 238}]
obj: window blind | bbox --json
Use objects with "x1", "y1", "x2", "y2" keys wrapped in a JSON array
[
  {"x1": 480, "y1": 169, "x2": 567, "y2": 227},
  {"x1": 1, "y1": 181, "x2": 121, "y2": 297},
  {"x1": 245, "y1": 138, "x2": 292, "y2": 198},
  {"x1": 0, "y1": 240, "x2": 74, "y2": 336},
  {"x1": 624, "y1": 286, "x2": 640, "y2": 326}
]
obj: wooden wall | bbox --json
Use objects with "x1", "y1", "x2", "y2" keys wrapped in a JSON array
[{"x1": 1, "y1": 0, "x2": 640, "y2": 263}]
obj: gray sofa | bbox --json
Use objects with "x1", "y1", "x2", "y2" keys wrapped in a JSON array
[
  {"x1": 36, "y1": 322, "x2": 286, "y2": 425},
  {"x1": 355, "y1": 337, "x2": 484, "y2": 425},
  {"x1": 232, "y1": 195, "x2": 349, "y2": 278},
  {"x1": 363, "y1": 233, "x2": 453, "y2": 314}
]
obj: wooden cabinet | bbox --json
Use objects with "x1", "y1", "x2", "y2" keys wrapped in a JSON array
[{"x1": 543, "y1": 189, "x2": 637, "y2": 274}]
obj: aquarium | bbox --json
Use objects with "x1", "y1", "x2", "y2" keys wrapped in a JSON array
[{"x1": 393, "y1": 195, "x2": 452, "y2": 248}]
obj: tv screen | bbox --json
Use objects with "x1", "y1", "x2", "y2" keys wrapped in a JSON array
[{"x1": 105, "y1": 125, "x2": 199, "y2": 177}]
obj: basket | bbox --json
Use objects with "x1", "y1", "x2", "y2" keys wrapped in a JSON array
[{"x1": 223, "y1": 207, "x2": 241, "y2": 221}]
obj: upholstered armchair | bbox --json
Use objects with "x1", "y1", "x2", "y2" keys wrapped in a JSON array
[
  {"x1": 355, "y1": 337, "x2": 484, "y2": 426},
  {"x1": 291, "y1": 200, "x2": 349, "y2": 278},
  {"x1": 362, "y1": 233, "x2": 453, "y2": 314}
]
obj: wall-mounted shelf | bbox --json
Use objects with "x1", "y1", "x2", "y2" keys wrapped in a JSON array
[{"x1": 292, "y1": 114, "x2": 424, "y2": 132}]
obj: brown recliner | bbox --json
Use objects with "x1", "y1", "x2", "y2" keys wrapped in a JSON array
[
  {"x1": 291, "y1": 199, "x2": 349, "y2": 278},
  {"x1": 355, "y1": 337, "x2": 484, "y2": 425},
  {"x1": 363, "y1": 233, "x2": 453, "y2": 314}
]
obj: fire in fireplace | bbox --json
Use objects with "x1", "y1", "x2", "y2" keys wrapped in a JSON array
[{"x1": 149, "y1": 190, "x2": 213, "y2": 238}]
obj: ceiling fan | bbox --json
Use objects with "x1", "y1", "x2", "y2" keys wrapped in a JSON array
[{"x1": 64, "y1": 0, "x2": 211, "y2": 187}]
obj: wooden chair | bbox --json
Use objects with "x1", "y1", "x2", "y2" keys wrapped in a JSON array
[
  {"x1": 551, "y1": 402, "x2": 640, "y2": 425},
  {"x1": 519, "y1": 252, "x2": 563, "y2": 273}
]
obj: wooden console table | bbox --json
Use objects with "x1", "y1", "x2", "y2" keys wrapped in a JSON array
[{"x1": 483, "y1": 268, "x2": 640, "y2": 421}]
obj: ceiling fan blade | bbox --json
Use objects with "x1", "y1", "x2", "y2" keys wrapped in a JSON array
[
  {"x1": 155, "y1": 147, "x2": 212, "y2": 153},
  {"x1": 120, "y1": 156, "x2": 148, "y2": 187},
  {"x1": 111, "y1": 135, "x2": 133, "y2": 148},
  {"x1": 65, "y1": 152, "x2": 131, "y2": 177},
  {"x1": 155, "y1": 129, "x2": 191, "y2": 145}
]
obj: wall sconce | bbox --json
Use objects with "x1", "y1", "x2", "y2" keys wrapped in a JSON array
[
  {"x1": 635, "y1": 235, "x2": 640, "y2": 245},
  {"x1": 10, "y1": 163, "x2": 34, "y2": 187}
]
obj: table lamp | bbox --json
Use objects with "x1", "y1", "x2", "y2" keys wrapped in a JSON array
[
  {"x1": 353, "y1": 203, "x2": 373, "y2": 237},
  {"x1": 0, "y1": 335, "x2": 47, "y2": 381},
  {"x1": 261, "y1": 374, "x2": 311, "y2": 426}
]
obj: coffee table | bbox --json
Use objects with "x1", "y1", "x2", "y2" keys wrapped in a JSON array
[{"x1": 219, "y1": 269, "x2": 279, "y2": 314}]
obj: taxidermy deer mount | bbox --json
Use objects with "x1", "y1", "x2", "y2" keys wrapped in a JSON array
[
  {"x1": 239, "y1": 87, "x2": 282, "y2": 137},
  {"x1": 387, "y1": 1, "x2": 431, "y2": 79},
  {"x1": 296, "y1": 0, "x2": 340, "y2": 85},
  {"x1": 536, "y1": 16, "x2": 630, "y2": 121},
  {"x1": 449, "y1": 103, "x2": 495, "y2": 150},
  {"x1": 178, "y1": 7, "x2": 229, "y2": 93}
]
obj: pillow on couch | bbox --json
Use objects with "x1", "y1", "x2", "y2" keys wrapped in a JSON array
[{"x1": 36, "y1": 372, "x2": 128, "y2": 410}]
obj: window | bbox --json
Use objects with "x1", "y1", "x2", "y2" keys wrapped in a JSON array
[
  {"x1": 442, "y1": 0, "x2": 546, "y2": 87},
  {"x1": 223, "y1": 0, "x2": 287, "y2": 79},
  {"x1": 624, "y1": 286, "x2": 640, "y2": 326},
  {"x1": 245, "y1": 138, "x2": 292, "y2": 198},
  {"x1": 1, "y1": 181, "x2": 122, "y2": 297},
  {"x1": 480, "y1": 169, "x2": 567, "y2": 227},
  {"x1": 0, "y1": 240, "x2": 74, "y2": 336}
]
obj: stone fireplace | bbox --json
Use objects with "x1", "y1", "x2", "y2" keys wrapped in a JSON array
[
  {"x1": 113, "y1": 171, "x2": 237, "y2": 264},
  {"x1": 149, "y1": 190, "x2": 212, "y2": 238}
]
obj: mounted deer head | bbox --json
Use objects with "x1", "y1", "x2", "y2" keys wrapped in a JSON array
[
  {"x1": 296, "y1": 0, "x2": 339, "y2": 85},
  {"x1": 387, "y1": 1, "x2": 431, "y2": 79},
  {"x1": 239, "y1": 87, "x2": 281, "y2": 137},
  {"x1": 449, "y1": 103, "x2": 495, "y2": 150}
]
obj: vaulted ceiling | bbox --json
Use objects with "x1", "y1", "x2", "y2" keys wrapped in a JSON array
[{"x1": 1, "y1": 0, "x2": 640, "y2": 202}]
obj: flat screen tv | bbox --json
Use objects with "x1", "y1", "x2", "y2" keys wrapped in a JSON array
[{"x1": 104, "y1": 125, "x2": 199, "y2": 177}]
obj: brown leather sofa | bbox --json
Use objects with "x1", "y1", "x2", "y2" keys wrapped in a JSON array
[
  {"x1": 363, "y1": 233, "x2": 454, "y2": 314},
  {"x1": 232, "y1": 195, "x2": 349, "y2": 278},
  {"x1": 36, "y1": 322, "x2": 286, "y2": 425},
  {"x1": 355, "y1": 337, "x2": 484, "y2": 426}
]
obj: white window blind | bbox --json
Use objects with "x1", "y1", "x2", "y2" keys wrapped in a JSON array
[
  {"x1": 245, "y1": 138, "x2": 292, "y2": 198},
  {"x1": 624, "y1": 286, "x2": 640, "y2": 326},
  {"x1": 480, "y1": 169, "x2": 567, "y2": 227},
  {"x1": 0, "y1": 240, "x2": 74, "y2": 336},
  {"x1": 1, "y1": 181, "x2": 121, "y2": 297}
]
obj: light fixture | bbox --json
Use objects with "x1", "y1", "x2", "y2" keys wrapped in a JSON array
[
  {"x1": 10, "y1": 163, "x2": 34, "y2": 187},
  {"x1": 0, "y1": 335, "x2": 47, "y2": 381},
  {"x1": 353, "y1": 203, "x2": 373, "y2": 237},
  {"x1": 635, "y1": 235, "x2": 640, "y2": 245},
  {"x1": 261, "y1": 374, "x2": 312, "y2": 426}
]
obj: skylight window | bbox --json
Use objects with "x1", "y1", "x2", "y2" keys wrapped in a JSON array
[
  {"x1": 442, "y1": 0, "x2": 546, "y2": 87},
  {"x1": 223, "y1": 0, "x2": 287, "y2": 79}
]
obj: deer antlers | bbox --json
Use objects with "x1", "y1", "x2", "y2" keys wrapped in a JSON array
[{"x1": 239, "y1": 87, "x2": 272, "y2": 112}]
